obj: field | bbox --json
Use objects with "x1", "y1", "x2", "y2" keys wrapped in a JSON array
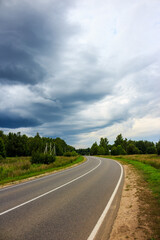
[
  {"x1": 0, "y1": 155, "x2": 84, "y2": 185},
  {"x1": 114, "y1": 154, "x2": 160, "y2": 169},
  {"x1": 106, "y1": 154, "x2": 160, "y2": 200}
]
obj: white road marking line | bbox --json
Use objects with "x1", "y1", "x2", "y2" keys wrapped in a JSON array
[
  {"x1": 0, "y1": 158, "x2": 101, "y2": 216},
  {"x1": 0, "y1": 158, "x2": 89, "y2": 192},
  {"x1": 87, "y1": 159, "x2": 124, "y2": 240}
]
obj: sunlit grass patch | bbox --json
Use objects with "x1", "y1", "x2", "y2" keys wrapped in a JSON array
[
  {"x1": 0, "y1": 155, "x2": 84, "y2": 185},
  {"x1": 104, "y1": 155, "x2": 160, "y2": 201}
]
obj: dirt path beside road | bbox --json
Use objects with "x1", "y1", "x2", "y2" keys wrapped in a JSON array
[{"x1": 110, "y1": 165, "x2": 154, "y2": 240}]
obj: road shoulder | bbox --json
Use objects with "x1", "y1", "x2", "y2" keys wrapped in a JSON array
[{"x1": 110, "y1": 164, "x2": 154, "y2": 239}]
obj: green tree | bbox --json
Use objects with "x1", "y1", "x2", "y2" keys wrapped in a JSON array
[
  {"x1": 0, "y1": 137, "x2": 6, "y2": 159},
  {"x1": 117, "y1": 145, "x2": 126, "y2": 155},
  {"x1": 156, "y1": 140, "x2": 160, "y2": 155},
  {"x1": 127, "y1": 143, "x2": 139, "y2": 154},
  {"x1": 99, "y1": 137, "x2": 109, "y2": 155},
  {"x1": 76, "y1": 148, "x2": 90, "y2": 155},
  {"x1": 114, "y1": 134, "x2": 124, "y2": 147},
  {"x1": 97, "y1": 146, "x2": 105, "y2": 155},
  {"x1": 135, "y1": 140, "x2": 146, "y2": 154},
  {"x1": 55, "y1": 137, "x2": 69, "y2": 156},
  {"x1": 90, "y1": 142, "x2": 98, "y2": 155},
  {"x1": 111, "y1": 146, "x2": 118, "y2": 155}
]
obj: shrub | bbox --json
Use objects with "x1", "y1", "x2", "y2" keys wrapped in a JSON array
[
  {"x1": 31, "y1": 152, "x2": 56, "y2": 164},
  {"x1": 63, "y1": 151, "x2": 78, "y2": 157},
  {"x1": 71, "y1": 151, "x2": 78, "y2": 156}
]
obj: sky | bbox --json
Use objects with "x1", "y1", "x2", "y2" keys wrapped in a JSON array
[{"x1": 0, "y1": 0, "x2": 160, "y2": 148}]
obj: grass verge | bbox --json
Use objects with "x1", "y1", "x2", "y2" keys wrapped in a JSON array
[
  {"x1": 105, "y1": 155, "x2": 160, "y2": 201},
  {"x1": 0, "y1": 155, "x2": 84, "y2": 186},
  {"x1": 101, "y1": 154, "x2": 160, "y2": 239}
]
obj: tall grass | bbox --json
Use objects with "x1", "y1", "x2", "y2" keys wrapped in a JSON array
[
  {"x1": 0, "y1": 156, "x2": 84, "y2": 185},
  {"x1": 117, "y1": 154, "x2": 160, "y2": 169},
  {"x1": 104, "y1": 154, "x2": 160, "y2": 201}
]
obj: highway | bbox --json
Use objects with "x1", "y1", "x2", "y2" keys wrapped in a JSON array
[{"x1": 0, "y1": 156, "x2": 123, "y2": 240}]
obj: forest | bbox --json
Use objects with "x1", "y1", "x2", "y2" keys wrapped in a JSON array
[
  {"x1": 0, "y1": 131, "x2": 160, "y2": 160},
  {"x1": 78, "y1": 134, "x2": 160, "y2": 156},
  {"x1": 0, "y1": 130, "x2": 75, "y2": 160}
]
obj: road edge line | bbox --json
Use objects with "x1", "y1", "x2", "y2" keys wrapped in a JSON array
[{"x1": 87, "y1": 158, "x2": 124, "y2": 240}]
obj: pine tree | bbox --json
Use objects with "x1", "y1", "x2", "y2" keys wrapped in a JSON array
[{"x1": 0, "y1": 137, "x2": 6, "y2": 159}]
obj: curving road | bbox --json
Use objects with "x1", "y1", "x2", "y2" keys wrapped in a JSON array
[{"x1": 0, "y1": 156, "x2": 123, "y2": 240}]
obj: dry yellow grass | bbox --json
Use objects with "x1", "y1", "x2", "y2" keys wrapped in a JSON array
[
  {"x1": 0, "y1": 155, "x2": 83, "y2": 185},
  {"x1": 120, "y1": 154, "x2": 160, "y2": 169}
]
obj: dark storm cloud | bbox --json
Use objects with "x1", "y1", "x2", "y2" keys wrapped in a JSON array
[
  {"x1": 31, "y1": 102, "x2": 63, "y2": 123},
  {"x1": 0, "y1": 0, "x2": 77, "y2": 85},
  {"x1": 0, "y1": 112, "x2": 41, "y2": 128},
  {"x1": 61, "y1": 92, "x2": 106, "y2": 107},
  {"x1": 0, "y1": 44, "x2": 46, "y2": 84},
  {"x1": 0, "y1": 0, "x2": 159, "y2": 148}
]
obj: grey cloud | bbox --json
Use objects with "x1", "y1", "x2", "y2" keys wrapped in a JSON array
[
  {"x1": 0, "y1": 44, "x2": 46, "y2": 84},
  {"x1": 31, "y1": 102, "x2": 63, "y2": 123},
  {"x1": 0, "y1": 0, "x2": 159, "y2": 148},
  {"x1": 0, "y1": 0, "x2": 78, "y2": 85},
  {"x1": 0, "y1": 112, "x2": 41, "y2": 128}
]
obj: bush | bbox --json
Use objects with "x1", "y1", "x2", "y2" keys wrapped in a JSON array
[
  {"x1": 63, "y1": 151, "x2": 78, "y2": 157},
  {"x1": 31, "y1": 152, "x2": 56, "y2": 164}
]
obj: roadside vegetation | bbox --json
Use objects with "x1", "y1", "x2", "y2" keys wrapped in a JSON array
[
  {"x1": 0, "y1": 130, "x2": 85, "y2": 185},
  {"x1": 79, "y1": 134, "x2": 160, "y2": 239},
  {"x1": 0, "y1": 155, "x2": 84, "y2": 185},
  {"x1": 105, "y1": 154, "x2": 160, "y2": 200},
  {"x1": 102, "y1": 154, "x2": 160, "y2": 239}
]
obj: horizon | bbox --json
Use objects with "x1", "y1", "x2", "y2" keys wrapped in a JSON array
[{"x1": 0, "y1": 130, "x2": 159, "y2": 150}]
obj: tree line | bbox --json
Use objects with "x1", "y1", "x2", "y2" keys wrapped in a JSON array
[
  {"x1": 0, "y1": 131, "x2": 160, "y2": 159},
  {"x1": 77, "y1": 134, "x2": 160, "y2": 155},
  {"x1": 0, "y1": 131, "x2": 75, "y2": 159}
]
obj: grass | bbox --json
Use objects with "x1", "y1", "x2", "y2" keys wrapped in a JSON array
[
  {"x1": 103, "y1": 154, "x2": 160, "y2": 201},
  {"x1": 0, "y1": 155, "x2": 84, "y2": 185},
  {"x1": 101, "y1": 154, "x2": 160, "y2": 239},
  {"x1": 115, "y1": 154, "x2": 160, "y2": 169}
]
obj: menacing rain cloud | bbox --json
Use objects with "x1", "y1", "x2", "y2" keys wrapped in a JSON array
[{"x1": 0, "y1": 0, "x2": 160, "y2": 148}]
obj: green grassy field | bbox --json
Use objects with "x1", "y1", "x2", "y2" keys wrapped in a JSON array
[
  {"x1": 104, "y1": 154, "x2": 160, "y2": 201},
  {"x1": 0, "y1": 155, "x2": 84, "y2": 185}
]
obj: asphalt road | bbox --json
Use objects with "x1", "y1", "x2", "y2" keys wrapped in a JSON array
[{"x1": 0, "y1": 156, "x2": 123, "y2": 240}]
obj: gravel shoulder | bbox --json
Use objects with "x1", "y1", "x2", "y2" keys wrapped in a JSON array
[{"x1": 110, "y1": 164, "x2": 154, "y2": 240}]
